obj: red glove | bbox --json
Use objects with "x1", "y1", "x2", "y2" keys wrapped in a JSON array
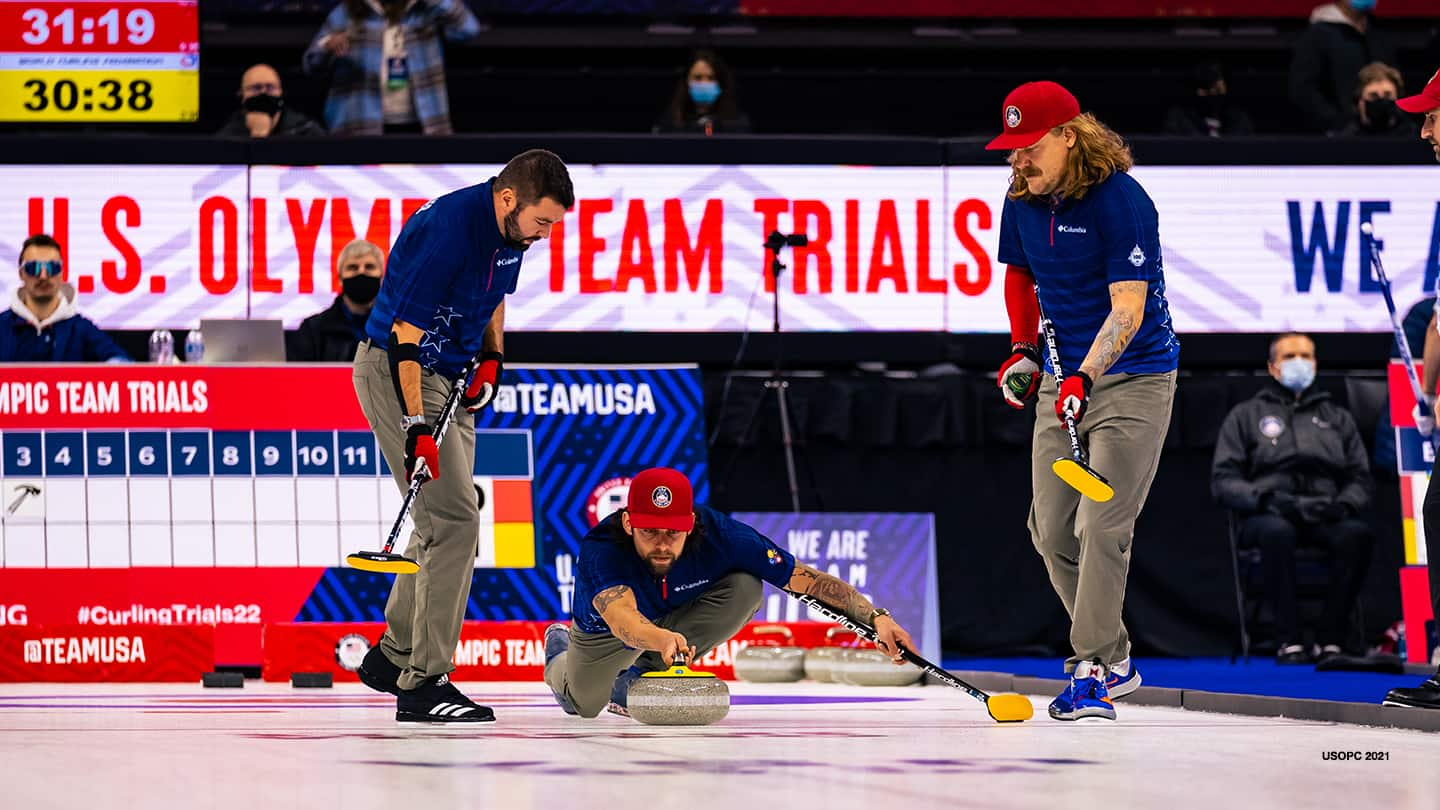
[
  {"x1": 462, "y1": 351, "x2": 504, "y2": 413},
  {"x1": 1055, "y1": 372, "x2": 1093, "y2": 427},
  {"x1": 998, "y1": 342, "x2": 1041, "y2": 408},
  {"x1": 404, "y1": 423, "x2": 440, "y2": 483}
]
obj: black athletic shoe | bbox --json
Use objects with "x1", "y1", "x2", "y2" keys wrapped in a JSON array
[
  {"x1": 1275, "y1": 643, "x2": 1312, "y2": 665},
  {"x1": 358, "y1": 645, "x2": 402, "y2": 696},
  {"x1": 1383, "y1": 675, "x2": 1440, "y2": 709},
  {"x1": 396, "y1": 673, "x2": 495, "y2": 723}
]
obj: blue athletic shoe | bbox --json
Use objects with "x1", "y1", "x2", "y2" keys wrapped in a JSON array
[
  {"x1": 543, "y1": 624, "x2": 578, "y2": 715},
  {"x1": 1048, "y1": 660, "x2": 1116, "y2": 721},
  {"x1": 607, "y1": 666, "x2": 643, "y2": 717},
  {"x1": 1105, "y1": 658, "x2": 1142, "y2": 701}
]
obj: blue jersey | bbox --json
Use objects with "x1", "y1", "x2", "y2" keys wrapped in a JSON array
[
  {"x1": 364, "y1": 179, "x2": 524, "y2": 377},
  {"x1": 571, "y1": 505, "x2": 797, "y2": 635},
  {"x1": 997, "y1": 171, "x2": 1180, "y2": 376}
]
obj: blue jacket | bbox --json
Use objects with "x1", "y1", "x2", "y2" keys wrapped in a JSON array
[
  {"x1": 571, "y1": 505, "x2": 798, "y2": 635},
  {"x1": 365, "y1": 179, "x2": 523, "y2": 377},
  {"x1": 997, "y1": 171, "x2": 1180, "y2": 376},
  {"x1": 0, "y1": 288, "x2": 130, "y2": 362}
]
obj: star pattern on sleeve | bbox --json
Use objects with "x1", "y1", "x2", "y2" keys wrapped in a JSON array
[
  {"x1": 433, "y1": 305, "x2": 463, "y2": 327},
  {"x1": 420, "y1": 329, "x2": 450, "y2": 360}
]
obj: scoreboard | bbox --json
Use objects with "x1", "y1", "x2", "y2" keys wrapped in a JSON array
[
  {"x1": 0, "y1": 0, "x2": 199, "y2": 122},
  {"x1": 0, "y1": 363, "x2": 710, "y2": 664},
  {"x1": 1, "y1": 427, "x2": 537, "y2": 569}
]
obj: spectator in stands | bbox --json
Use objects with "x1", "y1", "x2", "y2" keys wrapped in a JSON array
[
  {"x1": 1161, "y1": 63, "x2": 1255, "y2": 137},
  {"x1": 286, "y1": 239, "x2": 384, "y2": 362},
  {"x1": 0, "y1": 234, "x2": 128, "y2": 362},
  {"x1": 1211, "y1": 333, "x2": 1374, "y2": 665},
  {"x1": 1289, "y1": 0, "x2": 1396, "y2": 134},
  {"x1": 653, "y1": 50, "x2": 751, "y2": 135},
  {"x1": 1339, "y1": 62, "x2": 1417, "y2": 137},
  {"x1": 216, "y1": 64, "x2": 327, "y2": 138},
  {"x1": 303, "y1": 0, "x2": 482, "y2": 135}
]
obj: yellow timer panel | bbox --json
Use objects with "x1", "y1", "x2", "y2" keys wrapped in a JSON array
[{"x1": 0, "y1": 70, "x2": 197, "y2": 122}]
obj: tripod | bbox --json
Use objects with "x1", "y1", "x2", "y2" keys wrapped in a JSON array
[{"x1": 715, "y1": 231, "x2": 810, "y2": 513}]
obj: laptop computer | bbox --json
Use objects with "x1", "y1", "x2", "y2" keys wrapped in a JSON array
[{"x1": 199, "y1": 319, "x2": 287, "y2": 363}]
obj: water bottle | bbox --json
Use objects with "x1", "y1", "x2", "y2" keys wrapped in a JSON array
[
  {"x1": 147, "y1": 329, "x2": 175, "y2": 364},
  {"x1": 184, "y1": 328, "x2": 204, "y2": 363}
]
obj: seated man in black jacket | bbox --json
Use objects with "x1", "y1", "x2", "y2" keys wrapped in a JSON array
[
  {"x1": 216, "y1": 63, "x2": 326, "y2": 138},
  {"x1": 1211, "y1": 332, "x2": 1374, "y2": 664},
  {"x1": 286, "y1": 239, "x2": 383, "y2": 362}
]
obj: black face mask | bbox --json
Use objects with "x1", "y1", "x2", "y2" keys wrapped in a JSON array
[
  {"x1": 1363, "y1": 97, "x2": 1398, "y2": 129},
  {"x1": 341, "y1": 274, "x2": 381, "y2": 304},
  {"x1": 1199, "y1": 94, "x2": 1227, "y2": 120},
  {"x1": 242, "y1": 93, "x2": 283, "y2": 116}
]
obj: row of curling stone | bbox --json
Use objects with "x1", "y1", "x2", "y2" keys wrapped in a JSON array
[{"x1": 734, "y1": 625, "x2": 923, "y2": 686}]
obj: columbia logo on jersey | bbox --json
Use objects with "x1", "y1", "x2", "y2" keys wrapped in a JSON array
[
  {"x1": 497, "y1": 256, "x2": 519, "y2": 266},
  {"x1": 1056, "y1": 225, "x2": 1088, "y2": 234}
]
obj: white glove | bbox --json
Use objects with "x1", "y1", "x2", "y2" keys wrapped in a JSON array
[{"x1": 1415, "y1": 394, "x2": 1436, "y2": 438}]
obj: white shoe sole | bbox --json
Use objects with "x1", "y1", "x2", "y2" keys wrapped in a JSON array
[{"x1": 1107, "y1": 671, "x2": 1142, "y2": 701}]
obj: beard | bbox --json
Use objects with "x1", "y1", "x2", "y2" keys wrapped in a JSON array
[
  {"x1": 502, "y1": 207, "x2": 535, "y2": 252},
  {"x1": 26, "y1": 280, "x2": 58, "y2": 305},
  {"x1": 645, "y1": 553, "x2": 675, "y2": 575}
]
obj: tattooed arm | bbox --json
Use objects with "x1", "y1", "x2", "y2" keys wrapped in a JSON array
[
  {"x1": 592, "y1": 584, "x2": 693, "y2": 662},
  {"x1": 786, "y1": 563, "x2": 916, "y2": 663},
  {"x1": 1078, "y1": 280, "x2": 1147, "y2": 381},
  {"x1": 786, "y1": 564, "x2": 877, "y2": 624}
]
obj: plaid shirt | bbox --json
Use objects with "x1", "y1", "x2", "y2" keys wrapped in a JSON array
[{"x1": 303, "y1": 0, "x2": 480, "y2": 135}]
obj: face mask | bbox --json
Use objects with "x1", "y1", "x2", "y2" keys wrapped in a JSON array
[
  {"x1": 688, "y1": 80, "x2": 720, "y2": 106},
  {"x1": 341, "y1": 274, "x2": 381, "y2": 304},
  {"x1": 242, "y1": 94, "x2": 283, "y2": 115},
  {"x1": 1349, "y1": 0, "x2": 1376, "y2": 11},
  {"x1": 1278, "y1": 358, "x2": 1316, "y2": 393},
  {"x1": 1363, "y1": 97, "x2": 1397, "y2": 128}
]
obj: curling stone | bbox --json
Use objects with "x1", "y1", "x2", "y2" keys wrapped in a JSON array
[
  {"x1": 803, "y1": 627, "x2": 855, "y2": 683},
  {"x1": 734, "y1": 625, "x2": 805, "y2": 683},
  {"x1": 627, "y1": 663, "x2": 730, "y2": 726},
  {"x1": 835, "y1": 644, "x2": 924, "y2": 687}
]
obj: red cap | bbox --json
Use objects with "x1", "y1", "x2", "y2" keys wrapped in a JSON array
[
  {"x1": 626, "y1": 467, "x2": 695, "y2": 531},
  {"x1": 1397, "y1": 68, "x2": 1440, "y2": 114},
  {"x1": 985, "y1": 81, "x2": 1082, "y2": 151}
]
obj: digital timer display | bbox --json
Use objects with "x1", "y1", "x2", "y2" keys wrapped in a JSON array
[{"x1": 0, "y1": 1, "x2": 199, "y2": 123}]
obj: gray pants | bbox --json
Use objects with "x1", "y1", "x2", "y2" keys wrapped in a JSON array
[
  {"x1": 353, "y1": 341, "x2": 479, "y2": 691},
  {"x1": 545, "y1": 573, "x2": 763, "y2": 718},
  {"x1": 1030, "y1": 370, "x2": 1176, "y2": 672}
]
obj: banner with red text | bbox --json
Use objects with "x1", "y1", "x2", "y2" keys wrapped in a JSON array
[
  {"x1": 0, "y1": 623, "x2": 213, "y2": 682},
  {"x1": 4, "y1": 163, "x2": 1438, "y2": 333},
  {"x1": 261, "y1": 620, "x2": 837, "y2": 682}
]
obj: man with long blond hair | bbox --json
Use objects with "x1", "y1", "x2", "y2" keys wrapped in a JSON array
[{"x1": 989, "y1": 81, "x2": 1179, "y2": 721}]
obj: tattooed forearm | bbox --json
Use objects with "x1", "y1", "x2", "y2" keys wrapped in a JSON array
[
  {"x1": 791, "y1": 564, "x2": 876, "y2": 623},
  {"x1": 592, "y1": 585, "x2": 631, "y2": 615},
  {"x1": 594, "y1": 584, "x2": 657, "y2": 648},
  {"x1": 611, "y1": 615, "x2": 656, "y2": 649},
  {"x1": 1080, "y1": 281, "x2": 1146, "y2": 380}
]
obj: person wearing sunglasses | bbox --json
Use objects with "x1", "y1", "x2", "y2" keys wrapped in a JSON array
[{"x1": 0, "y1": 234, "x2": 129, "y2": 363}]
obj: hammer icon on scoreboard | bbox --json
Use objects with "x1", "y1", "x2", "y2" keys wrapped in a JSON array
[{"x1": 6, "y1": 484, "x2": 41, "y2": 516}]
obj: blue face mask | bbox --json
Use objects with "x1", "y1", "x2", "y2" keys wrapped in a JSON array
[
  {"x1": 1278, "y1": 357, "x2": 1316, "y2": 393},
  {"x1": 1349, "y1": 0, "x2": 1376, "y2": 12},
  {"x1": 688, "y1": 80, "x2": 720, "y2": 106}
]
